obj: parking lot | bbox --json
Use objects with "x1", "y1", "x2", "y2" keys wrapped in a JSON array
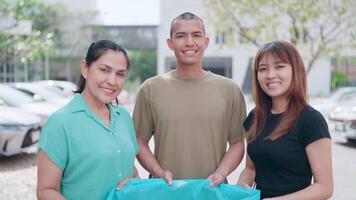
[{"x1": 0, "y1": 132, "x2": 355, "y2": 199}]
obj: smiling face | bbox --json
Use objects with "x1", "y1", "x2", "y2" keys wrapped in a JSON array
[
  {"x1": 257, "y1": 53, "x2": 293, "y2": 102},
  {"x1": 81, "y1": 50, "x2": 128, "y2": 104},
  {"x1": 167, "y1": 19, "x2": 209, "y2": 68}
]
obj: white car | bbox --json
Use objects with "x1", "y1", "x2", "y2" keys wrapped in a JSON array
[
  {"x1": 0, "y1": 84, "x2": 61, "y2": 123},
  {"x1": 0, "y1": 106, "x2": 41, "y2": 156},
  {"x1": 10, "y1": 82, "x2": 71, "y2": 106},
  {"x1": 312, "y1": 87, "x2": 356, "y2": 119},
  {"x1": 35, "y1": 80, "x2": 76, "y2": 97},
  {"x1": 328, "y1": 100, "x2": 356, "y2": 143}
]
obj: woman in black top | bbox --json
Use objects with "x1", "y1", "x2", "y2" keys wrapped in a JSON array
[{"x1": 237, "y1": 41, "x2": 333, "y2": 199}]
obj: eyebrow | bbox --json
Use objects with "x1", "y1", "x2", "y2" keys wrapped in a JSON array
[
  {"x1": 258, "y1": 60, "x2": 284, "y2": 67},
  {"x1": 174, "y1": 31, "x2": 204, "y2": 35},
  {"x1": 100, "y1": 64, "x2": 127, "y2": 72}
]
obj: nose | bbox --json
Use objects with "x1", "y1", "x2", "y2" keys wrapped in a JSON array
[
  {"x1": 107, "y1": 73, "x2": 117, "y2": 85},
  {"x1": 266, "y1": 68, "x2": 276, "y2": 79},
  {"x1": 185, "y1": 35, "x2": 194, "y2": 46}
]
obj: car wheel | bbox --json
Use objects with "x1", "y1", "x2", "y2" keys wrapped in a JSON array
[{"x1": 347, "y1": 138, "x2": 356, "y2": 144}]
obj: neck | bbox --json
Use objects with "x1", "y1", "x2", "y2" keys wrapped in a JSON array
[
  {"x1": 271, "y1": 97, "x2": 289, "y2": 114},
  {"x1": 81, "y1": 89, "x2": 108, "y2": 114},
  {"x1": 176, "y1": 63, "x2": 207, "y2": 78}
]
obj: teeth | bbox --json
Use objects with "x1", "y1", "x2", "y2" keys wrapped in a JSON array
[
  {"x1": 267, "y1": 82, "x2": 280, "y2": 87},
  {"x1": 184, "y1": 50, "x2": 195, "y2": 54}
]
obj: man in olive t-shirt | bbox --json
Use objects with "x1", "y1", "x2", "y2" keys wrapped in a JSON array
[{"x1": 133, "y1": 12, "x2": 246, "y2": 187}]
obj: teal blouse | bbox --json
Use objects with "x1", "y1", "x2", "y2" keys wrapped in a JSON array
[{"x1": 39, "y1": 94, "x2": 139, "y2": 200}]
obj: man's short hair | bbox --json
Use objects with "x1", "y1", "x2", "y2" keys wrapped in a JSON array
[{"x1": 170, "y1": 12, "x2": 206, "y2": 38}]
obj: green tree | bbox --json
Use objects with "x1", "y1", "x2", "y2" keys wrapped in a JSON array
[
  {"x1": 205, "y1": 0, "x2": 356, "y2": 73},
  {"x1": 129, "y1": 50, "x2": 157, "y2": 82},
  {"x1": 0, "y1": 0, "x2": 66, "y2": 80}
]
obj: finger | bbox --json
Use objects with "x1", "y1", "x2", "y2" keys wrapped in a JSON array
[
  {"x1": 207, "y1": 175, "x2": 214, "y2": 181},
  {"x1": 210, "y1": 179, "x2": 219, "y2": 187},
  {"x1": 116, "y1": 178, "x2": 132, "y2": 190},
  {"x1": 164, "y1": 171, "x2": 173, "y2": 186}
]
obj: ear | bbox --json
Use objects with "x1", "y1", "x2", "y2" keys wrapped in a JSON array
[
  {"x1": 204, "y1": 36, "x2": 210, "y2": 49},
  {"x1": 80, "y1": 60, "x2": 89, "y2": 79},
  {"x1": 167, "y1": 38, "x2": 174, "y2": 50}
]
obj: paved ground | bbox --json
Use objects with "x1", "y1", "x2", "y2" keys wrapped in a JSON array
[{"x1": 0, "y1": 132, "x2": 355, "y2": 199}]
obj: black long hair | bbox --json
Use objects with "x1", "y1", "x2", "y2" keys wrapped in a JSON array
[{"x1": 74, "y1": 40, "x2": 130, "y2": 94}]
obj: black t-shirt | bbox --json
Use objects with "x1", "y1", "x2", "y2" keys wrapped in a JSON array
[{"x1": 244, "y1": 106, "x2": 330, "y2": 199}]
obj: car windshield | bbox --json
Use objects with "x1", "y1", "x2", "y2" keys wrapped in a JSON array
[
  {"x1": 330, "y1": 88, "x2": 356, "y2": 102},
  {"x1": 0, "y1": 85, "x2": 36, "y2": 106},
  {"x1": 16, "y1": 85, "x2": 67, "y2": 99}
]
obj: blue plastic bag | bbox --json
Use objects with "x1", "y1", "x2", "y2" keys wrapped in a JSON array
[{"x1": 106, "y1": 179, "x2": 260, "y2": 200}]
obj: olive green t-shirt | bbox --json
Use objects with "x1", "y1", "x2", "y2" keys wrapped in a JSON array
[{"x1": 133, "y1": 70, "x2": 246, "y2": 179}]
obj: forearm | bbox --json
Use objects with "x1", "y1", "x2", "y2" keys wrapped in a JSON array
[
  {"x1": 270, "y1": 183, "x2": 333, "y2": 200},
  {"x1": 137, "y1": 142, "x2": 164, "y2": 177},
  {"x1": 37, "y1": 189, "x2": 66, "y2": 200},
  {"x1": 214, "y1": 140, "x2": 245, "y2": 177}
]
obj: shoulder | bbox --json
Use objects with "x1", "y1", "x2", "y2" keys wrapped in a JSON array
[
  {"x1": 141, "y1": 71, "x2": 175, "y2": 87},
  {"x1": 243, "y1": 109, "x2": 255, "y2": 130},
  {"x1": 299, "y1": 106, "x2": 326, "y2": 122},
  {"x1": 45, "y1": 104, "x2": 72, "y2": 125},
  {"x1": 41, "y1": 105, "x2": 72, "y2": 136},
  {"x1": 209, "y1": 73, "x2": 240, "y2": 87},
  {"x1": 295, "y1": 106, "x2": 331, "y2": 145},
  {"x1": 208, "y1": 72, "x2": 242, "y2": 94}
]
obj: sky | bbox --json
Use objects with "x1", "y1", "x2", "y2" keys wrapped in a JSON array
[{"x1": 96, "y1": 0, "x2": 160, "y2": 26}]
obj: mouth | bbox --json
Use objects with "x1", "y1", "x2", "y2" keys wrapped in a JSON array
[
  {"x1": 101, "y1": 87, "x2": 116, "y2": 95},
  {"x1": 182, "y1": 49, "x2": 197, "y2": 55},
  {"x1": 266, "y1": 82, "x2": 281, "y2": 88}
]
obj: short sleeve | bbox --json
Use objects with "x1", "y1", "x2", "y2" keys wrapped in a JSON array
[
  {"x1": 38, "y1": 115, "x2": 69, "y2": 170},
  {"x1": 129, "y1": 114, "x2": 140, "y2": 155},
  {"x1": 298, "y1": 107, "x2": 331, "y2": 147},
  {"x1": 132, "y1": 81, "x2": 154, "y2": 141},
  {"x1": 228, "y1": 86, "x2": 247, "y2": 144},
  {"x1": 243, "y1": 110, "x2": 255, "y2": 131}
]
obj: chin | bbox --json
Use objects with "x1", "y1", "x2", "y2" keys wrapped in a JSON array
[{"x1": 98, "y1": 95, "x2": 115, "y2": 104}]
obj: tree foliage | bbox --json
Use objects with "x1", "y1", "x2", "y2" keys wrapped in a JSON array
[
  {"x1": 0, "y1": 0, "x2": 66, "y2": 64},
  {"x1": 205, "y1": 0, "x2": 356, "y2": 72}
]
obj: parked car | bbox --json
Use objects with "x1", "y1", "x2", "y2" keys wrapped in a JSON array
[
  {"x1": 0, "y1": 106, "x2": 41, "y2": 156},
  {"x1": 10, "y1": 82, "x2": 71, "y2": 106},
  {"x1": 0, "y1": 84, "x2": 61, "y2": 123},
  {"x1": 328, "y1": 100, "x2": 356, "y2": 142},
  {"x1": 35, "y1": 80, "x2": 76, "y2": 97},
  {"x1": 312, "y1": 87, "x2": 356, "y2": 119}
]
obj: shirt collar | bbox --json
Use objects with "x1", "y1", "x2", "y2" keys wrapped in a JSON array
[{"x1": 70, "y1": 94, "x2": 121, "y2": 117}]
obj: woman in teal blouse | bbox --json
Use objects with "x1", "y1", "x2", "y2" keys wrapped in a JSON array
[{"x1": 37, "y1": 40, "x2": 140, "y2": 200}]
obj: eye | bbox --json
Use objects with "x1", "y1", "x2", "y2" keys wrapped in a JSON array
[
  {"x1": 175, "y1": 34, "x2": 184, "y2": 38},
  {"x1": 276, "y1": 65, "x2": 285, "y2": 69},
  {"x1": 258, "y1": 67, "x2": 266, "y2": 72},
  {"x1": 194, "y1": 33, "x2": 202, "y2": 37},
  {"x1": 99, "y1": 68, "x2": 109, "y2": 73},
  {"x1": 116, "y1": 72, "x2": 126, "y2": 78}
]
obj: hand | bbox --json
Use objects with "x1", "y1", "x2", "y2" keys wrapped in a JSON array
[
  {"x1": 116, "y1": 178, "x2": 137, "y2": 190},
  {"x1": 158, "y1": 170, "x2": 173, "y2": 186},
  {"x1": 207, "y1": 172, "x2": 226, "y2": 187}
]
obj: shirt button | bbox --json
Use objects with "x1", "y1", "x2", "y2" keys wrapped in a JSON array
[
  {"x1": 117, "y1": 150, "x2": 121, "y2": 153},
  {"x1": 118, "y1": 173, "x2": 122, "y2": 177}
]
